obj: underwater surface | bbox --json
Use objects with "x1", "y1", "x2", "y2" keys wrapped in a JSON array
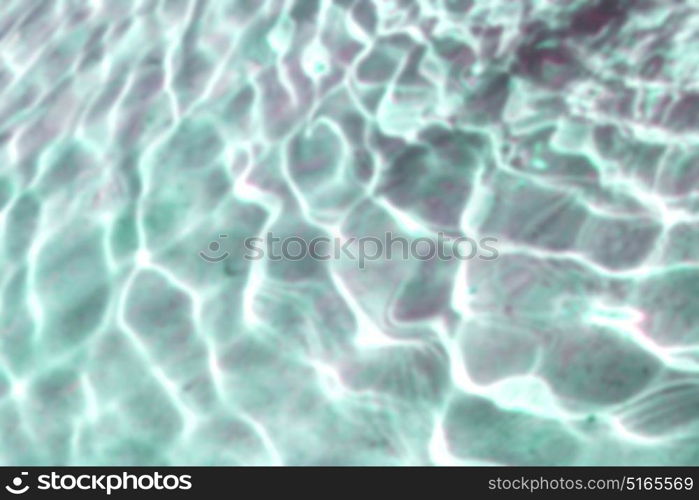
[{"x1": 0, "y1": 0, "x2": 699, "y2": 465}]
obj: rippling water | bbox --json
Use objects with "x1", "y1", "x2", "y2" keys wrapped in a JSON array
[{"x1": 1, "y1": 0, "x2": 698, "y2": 465}]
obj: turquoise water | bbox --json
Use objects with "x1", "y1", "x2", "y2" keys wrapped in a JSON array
[{"x1": 0, "y1": 0, "x2": 698, "y2": 465}]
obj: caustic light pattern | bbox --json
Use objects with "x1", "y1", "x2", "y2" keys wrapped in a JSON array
[{"x1": 0, "y1": 0, "x2": 698, "y2": 466}]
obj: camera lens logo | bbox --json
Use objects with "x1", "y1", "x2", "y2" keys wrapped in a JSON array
[
  {"x1": 200, "y1": 234, "x2": 229, "y2": 263},
  {"x1": 6, "y1": 472, "x2": 29, "y2": 495}
]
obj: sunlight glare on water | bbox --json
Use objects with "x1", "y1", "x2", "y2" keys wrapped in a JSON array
[{"x1": 0, "y1": 0, "x2": 698, "y2": 466}]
